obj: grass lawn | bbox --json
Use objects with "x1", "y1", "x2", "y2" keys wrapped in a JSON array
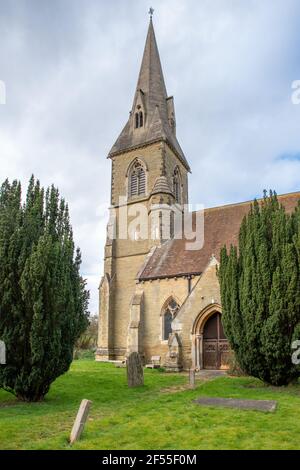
[{"x1": 0, "y1": 360, "x2": 299, "y2": 450}]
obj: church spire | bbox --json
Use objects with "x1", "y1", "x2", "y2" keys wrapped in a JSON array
[
  {"x1": 109, "y1": 16, "x2": 190, "y2": 172},
  {"x1": 132, "y1": 15, "x2": 167, "y2": 120}
]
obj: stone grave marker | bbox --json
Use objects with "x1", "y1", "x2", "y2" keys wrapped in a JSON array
[
  {"x1": 127, "y1": 352, "x2": 144, "y2": 388},
  {"x1": 193, "y1": 397, "x2": 277, "y2": 412},
  {"x1": 70, "y1": 399, "x2": 92, "y2": 445}
]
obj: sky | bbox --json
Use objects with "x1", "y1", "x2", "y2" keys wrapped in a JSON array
[{"x1": 1, "y1": 0, "x2": 300, "y2": 314}]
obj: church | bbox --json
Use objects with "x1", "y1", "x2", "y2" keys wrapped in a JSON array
[{"x1": 96, "y1": 17, "x2": 300, "y2": 371}]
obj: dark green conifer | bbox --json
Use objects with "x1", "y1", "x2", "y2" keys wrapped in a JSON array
[
  {"x1": 219, "y1": 191, "x2": 300, "y2": 385},
  {"x1": 0, "y1": 177, "x2": 89, "y2": 401}
]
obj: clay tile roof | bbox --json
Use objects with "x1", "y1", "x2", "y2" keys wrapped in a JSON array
[
  {"x1": 138, "y1": 191, "x2": 300, "y2": 280},
  {"x1": 151, "y1": 176, "x2": 174, "y2": 196}
]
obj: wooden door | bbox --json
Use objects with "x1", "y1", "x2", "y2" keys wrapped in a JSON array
[{"x1": 203, "y1": 313, "x2": 230, "y2": 369}]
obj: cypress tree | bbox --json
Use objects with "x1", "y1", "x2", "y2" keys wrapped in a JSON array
[
  {"x1": 0, "y1": 177, "x2": 89, "y2": 401},
  {"x1": 219, "y1": 191, "x2": 300, "y2": 386}
]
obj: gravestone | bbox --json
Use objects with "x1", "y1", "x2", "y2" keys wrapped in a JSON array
[
  {"x1": 70, "y1": 399, "x2": 92, "y2": 445},
  {"x1": 127, "y1": 352, "x2": 144, "y2": 388},
  {"x1": 189, "y1": 369, "x2": 196, "y2": 388},
  {"x1": 193, "y1": 397, "x2": 277, "y2": 412}
]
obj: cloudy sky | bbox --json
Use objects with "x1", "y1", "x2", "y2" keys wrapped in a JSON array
[{"x1": 1, "y1": 0, "x2": 300, "y2": 313}]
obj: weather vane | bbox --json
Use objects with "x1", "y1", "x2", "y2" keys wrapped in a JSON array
[{"x1": 149, "y1": 7, "x2": 154, "y2": 18}]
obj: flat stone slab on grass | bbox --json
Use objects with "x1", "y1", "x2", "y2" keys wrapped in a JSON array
[{"x1": 193, "y1": 397, "x2": 277, "y2": 412}]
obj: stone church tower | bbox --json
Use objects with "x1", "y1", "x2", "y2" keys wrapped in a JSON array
[
  {"x1": 96, "y1": 16, "x2": 300, "y2": 369},
  {"x1": 96, "y1": 17, "x2": 190, "y2": 361}
]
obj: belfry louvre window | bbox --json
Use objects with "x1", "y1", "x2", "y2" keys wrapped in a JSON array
[
  {"x1": 130, "y1": 161, "x2": 146, "y2": 197},
  {"x1": 135, "y1": 111, "x2": 144, "y2": 129},
  {"x1": 163, "y1": 298, "x2": 180, "y2": 341}
]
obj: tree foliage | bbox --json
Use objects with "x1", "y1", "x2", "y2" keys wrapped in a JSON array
[
  {"x1": 0, "y1": 176, "x2": 89, "y2": 401},
  {"x1": 75, "y1": 315, "x2": 98, "y2": 351},
  {"x1": 219, "y1": 191, "x2": 300, "y2": 385}
]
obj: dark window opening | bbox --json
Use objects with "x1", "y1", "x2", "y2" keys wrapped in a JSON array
[
  {"x1": 164, "y1": 311, "x2": 173, "y2": 341},
  {"x1": 135, "y1": 113, "x2": 139, "y2": 129},
  {"x1": 135, "y1": 111, "x2": 144, "y2": 128},
  {"x1": 163, "y1": 298, "x2": 180, "y2": 341},
  {"x1": 139, "y1": 111, "x2": 143, "y2": 127}
]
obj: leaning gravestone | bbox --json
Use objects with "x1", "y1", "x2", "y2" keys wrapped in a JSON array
[
  {"x1": 127, "y1": 352, "x2": 144, "y2": 388},
  {"x1": 70, "y1": 399, "x2": 92, "y2": 445}
]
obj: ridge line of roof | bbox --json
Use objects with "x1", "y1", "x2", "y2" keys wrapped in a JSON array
[{"x1": 192, "y1": 190, "x2": 300, "y2": 215}]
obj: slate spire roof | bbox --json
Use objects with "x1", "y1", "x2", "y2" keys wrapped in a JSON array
[{"x1": 109, "y1": 18, "x2": 190, "y2": 172}]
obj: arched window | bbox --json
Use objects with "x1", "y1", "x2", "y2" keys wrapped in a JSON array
[
  {"x1": 164, "y1": 311, "x2": 173, "y2": 341},
  {"x1": 134, "y1": 111, "x2": 144, "y2": 129},
  {"x1": 162, "y1": 298, "x2": 180, "y2": 341},
  {"x1": 173, "y1": 167, "x2": 181, "y2": 203},
  {"x1": 135, "y1": 113, "x2": 139, "y2": 129},
  {"x1": 129, "y1": 160, "x2": 146, "y2": 197},
  {"x1": 139, "y1": 111, "x2": 143, "y2": 127}
]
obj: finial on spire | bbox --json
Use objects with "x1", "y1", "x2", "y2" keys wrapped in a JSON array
[{"x1": 148, "y1": 7, "x2": 154, "y2": 19}]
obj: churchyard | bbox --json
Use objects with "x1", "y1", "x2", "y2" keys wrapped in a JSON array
[{"x1": 0, "y1": 359, "x2": 299, "y2": 450}]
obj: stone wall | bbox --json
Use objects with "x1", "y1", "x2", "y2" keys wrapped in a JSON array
[
  {"x1": 137, "y1": 275, "x2": 199, "y2": 364},
  {"x1": 172, "y1": 257, "x2": 221, "y2": 369},
  {"x1": 97, "y1": 140, "x2": 190, "y2": 361}
]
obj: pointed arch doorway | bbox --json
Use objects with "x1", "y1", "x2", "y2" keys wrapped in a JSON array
[{"x1": 192, "y1": 306, "x2": 230, "y2": 370}]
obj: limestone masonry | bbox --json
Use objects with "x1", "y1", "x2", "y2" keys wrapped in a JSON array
[{"x1": 96, "y1": 18, "x2": 300, "y2": 371}]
